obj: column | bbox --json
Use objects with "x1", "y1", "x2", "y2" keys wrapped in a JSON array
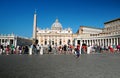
[
  {"x1": 92, "y1": 39, "x2": 94, "y2": 46},
  {"x1": 43, "y1": 36, "x2": 45, "y2": 45},
  {"x1": 105, "y1": 39, "x2": 107, "y2": 46},
  {"x1": 7, "y1": 39, "x2": 10, "y2": 45},
  {"x1": 114, "y1": 38, "x2": 115, "y2": 45},
  {"x1": 80, "y1": 39, "x2": 83, "y2": 54},
  {"x1": 89, "y1": 40, "x2": 92, "y2": 46},
  {"x1": 108, "y1": 39, "x2": 109, "y2": 46},
  {"x1": 100, "y1": 39, "x2": 101, "y2": 46},
  {"x1": 111, "y1": 38, "x2": 112, "y2": 45},
  {"x1": 75, "y1": 39, "x2": 77, "y2": 47},
  {"x1": 116, "y1": 38, "x2": 118, "y2": 45},
  {"x1": 14, "y1": 39, "x2": 17, "y2": 47},
  {"x1": 86, "y1": 40, "x2": 88, "y2": 45},
  {"x1": 97, "y1": 39, "x2": 99, "y2": 45},
  {"x1": 48, "y1": 36, "x2": 50, "y2": 45},
  {"x1": 87, "y1": 40, "x2": 89, "y2": 46},
  {"x1": 103, "y1": 39, "x2": 105, "y2": 46}
]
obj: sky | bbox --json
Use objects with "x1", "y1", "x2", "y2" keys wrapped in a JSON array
[{"x1": 0, "y1": 0, "x2": 120, "y2": 38}]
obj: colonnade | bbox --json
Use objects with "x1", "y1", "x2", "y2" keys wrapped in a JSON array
[{"x1": 75, "y1": 36, "x2": 120, "y2": 47}]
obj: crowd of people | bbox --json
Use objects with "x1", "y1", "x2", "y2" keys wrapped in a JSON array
[
  {"x1": 0, "y1": 43, "x2": 120, "y2": 56},
  {"x1": 0, "y1": 44, "x2": 29, "y2": 55}
]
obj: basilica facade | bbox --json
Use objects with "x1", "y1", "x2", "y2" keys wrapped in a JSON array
[
  {"x1": 37, "y1": 19, "x2": 73, "y2": 46},
  {"x1": 32, "y1": 12, "x2": 74, "y2": 46}
]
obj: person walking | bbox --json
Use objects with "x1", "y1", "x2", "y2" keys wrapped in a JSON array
[
  {"x1": 76, "y1": 44, "x2": 80, "y2": 58},
  {"x1": 6, "y1": 45, "x2": 10, "y2": 55},
  {"x1": 48, "y1": 45, "x2": 52, "y2": 54}
]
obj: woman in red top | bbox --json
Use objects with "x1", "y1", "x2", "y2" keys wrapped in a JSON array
[
  {"x1": 6, "y1": 45, "x2": 10, "y2": 55},
  {"x1": 76, "y1": 44, "x2": 80, "y2": 58}
]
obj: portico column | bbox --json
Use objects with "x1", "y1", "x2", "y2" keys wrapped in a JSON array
[
  {"x1": 108, "y1": 39, "x2": 109, "y2": 46},
  {"x1": 88, "y1": 40, "x2": 90, "y2": 45},
  {"x1": 103, "y1": 39, "x2": 104, "y2": 46},
  {"x1": 105, "y1": 39, "x2": 107, "y2": 46},
  {"x1": 86, "y1": 40, "x2": 88, "y2": 46},
  {"x1": 99, "y1": 39, "x2": 101, "y2": 46},
  {"x1": 75, "y1": 39, "x2": 77, "y2": 46},
  {"x1": 80, "y1": 39, "x2": 82, "y2": 54},
  {"x1": 117, "y1": 38, "x2": 118, "y2": 45},
  {"x1": 93, "y1": 39, "x2": 94, "y2": 45},
  {"x1": 14, "y1": 39, "x2": 17, "y2": 47},
  {"x1": 95, "y1": 39, "x2": 97, "y2": 45},
  {"x1": 102, "y1": 39, "x2": 104, "y2": 46},
  {"x1": 8, "y1": 39, "x2": 10, "y2": 45},
  {"x1": 114, "y1": 38, "x2": 115, "y2": 45},
  {"x1": 90, "y1": 40, "x2": 92, "y2": 46},
  {"x1": 110, "y1": 38, "x2": 113, "y2": 45}
]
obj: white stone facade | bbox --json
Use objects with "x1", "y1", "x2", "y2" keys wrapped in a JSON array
[
  {"x1": 0, "y1": 34, "x2": 32, "y2": 47},
  {"x1": 36, "y1": 19, "x2": 73, "y2": 46}
]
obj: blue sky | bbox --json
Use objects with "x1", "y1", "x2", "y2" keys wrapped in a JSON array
[{"x1": 0, "y1": 0, "x2": 120, "y2": 38}]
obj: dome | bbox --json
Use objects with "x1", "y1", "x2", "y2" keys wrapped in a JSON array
[{"x1": 51, "y1": 19, "x2": 62, "y2": 30}]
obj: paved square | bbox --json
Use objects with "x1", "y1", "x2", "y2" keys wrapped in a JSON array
[{"x1": 0, "y1": 53, "x2": 120, "y2": 78}]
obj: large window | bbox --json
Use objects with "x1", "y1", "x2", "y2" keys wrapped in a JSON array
[
  {"x1": 44, "y1": 39, "x2": 47, "y2": 45},
  {"x1": 77, "y1": 40, "x2": 80, "y2": 45},
  {"x1": 2, "y1": 39, "x2": 4, "y2": 43},
  {"x1": 52, "y1": 41, "x2": 54, "y2": 45},
  {"x1": 10, "y1": 39, "x2": 13, "y2": 45},
  {"x1": 59, "y1": 39, "x2": 62, "y2": 45}
]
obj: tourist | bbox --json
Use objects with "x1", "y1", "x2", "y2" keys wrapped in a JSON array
[
  {"x1": 108, "y1": 45, "x2": 114, "y2": 53},
  {"x1": 76, "y1": 44, "x2": 80, "y2": 58},
  {"x1": 36, "y1": 44, "x2": 40, "y2": 54},
  {"x1": 58, "y1": 46, "x2": 62, "y2": 54},
  {"x1": 63, "y1": 44, "x2": 67, "y2": 54},
  {"x1": 24, "y1": 46, "x2": 29, "y2": 54},
  {"x1": 32, "y1": 44, "x2": 37, "y2": 55},
  {"x1": 19, "y1": 46, "x2": 22, "y2": 55},
  {"x1": 116, "y1": 44, "x2": 120, "y2": 52},
  {"x1": 10, "y1": 44, "x2": 15, "y2": 54},
  {"x1": 48, "y1": 44, "x2": 52, "y2": 54},
  {"x1": 6, "y1": 45, "x2": 10, "y2": 55}
]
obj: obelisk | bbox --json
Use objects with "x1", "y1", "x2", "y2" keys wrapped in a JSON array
[{"x1": 33, "y1": 10, "x2": 37, "y2": 40}]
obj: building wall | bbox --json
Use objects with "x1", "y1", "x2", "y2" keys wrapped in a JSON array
[
  {"x1": 77, "y1": 26, "x2": 102, "y2": 34},
  {"x1": 0, "y1": 34, "x2": 32, "y2": 47},
  {"x1": 103, "y1": 18, "x2": 120, "y2": 35},
  {"x1": 37, "y1": 30, "x2": 73, "y2": 46},
  {"x1": 75, "y1": 18, "x2": 120, "y2": 47}
]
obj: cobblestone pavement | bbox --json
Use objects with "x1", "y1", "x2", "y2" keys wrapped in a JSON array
[{"x1": 0, "y1": 53, "x2": 120, "y2": 78}]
